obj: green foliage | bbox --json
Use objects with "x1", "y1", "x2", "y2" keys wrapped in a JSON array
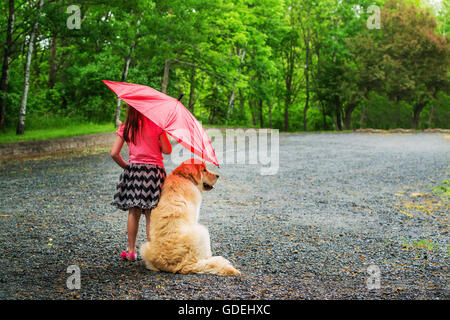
[
  {"x1": 0, "y1": 118, "x2": 114, "y2": 143},
  {"x1": 432, "y1": 180, "x2": 450, "y2": 201},
  {"x1": 402, "y1": 238, "x2": 440, "y2": 251},
  {"x1": 0, "y1": 0, "x2": 448, "y2": 134},
  {"x1": 354, "y1": 92, "x2": 414, "y2": 129}
]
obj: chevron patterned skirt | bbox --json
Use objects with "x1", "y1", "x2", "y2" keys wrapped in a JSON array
[{"x1": 111, "y1": 163, "x2": 166, "y2": 212}]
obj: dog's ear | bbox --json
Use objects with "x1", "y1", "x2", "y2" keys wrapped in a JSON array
[{"x1": 172, "y1": 164, "x2": 202, "y2": 185}]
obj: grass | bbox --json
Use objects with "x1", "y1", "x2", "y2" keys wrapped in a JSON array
[
  {"x1": 402, "y1": 239, "x2": 440, "y2": 251},
  {"x1": 0, "y1": 121, "x2": 268, "y2": 144},
  {"x1": 0, "y1": 115, "x2": 447, "y2": 144},
  {"x1": 0, "y1": 122, "x2": 116, "y2": 144},
  {"x1": 432, "y1": 180, "x2": 450, "y2": 201}
]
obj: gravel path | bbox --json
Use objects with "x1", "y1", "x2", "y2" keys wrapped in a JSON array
[{"x1": 0, "y1": 133, "x2": 448, "y2": 299}]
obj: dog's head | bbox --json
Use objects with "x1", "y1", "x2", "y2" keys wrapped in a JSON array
[{"x1": 172, "y1": 159, "x2": 219, "y2": 191}]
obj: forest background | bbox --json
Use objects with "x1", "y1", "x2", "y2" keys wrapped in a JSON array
[{"x1": 0, "y1": 0, "x2": 448, "y2": 142}]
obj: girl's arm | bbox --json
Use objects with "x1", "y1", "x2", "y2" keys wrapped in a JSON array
[
  {"x1": 110, "y1": 135, "x2": 128, "y2": 169},
  {"x1": 159, "y1": 131, "x2": 172, "y2": 154}
]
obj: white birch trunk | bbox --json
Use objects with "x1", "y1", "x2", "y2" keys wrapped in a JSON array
[{"x1": 17, "y1": 0, "x2": 44, "y2": 135}]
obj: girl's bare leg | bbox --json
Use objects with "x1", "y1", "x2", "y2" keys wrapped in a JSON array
[
  {"x1": 127, "y1": 207, "x2": 141, "y2": 252},
  {"x1": 144, "y1": 209, "x2": 151, "y2": 242}
]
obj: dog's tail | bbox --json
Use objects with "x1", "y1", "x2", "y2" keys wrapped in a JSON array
[
  {"x1": 139, "y1": 241, "x2": 159, "y2": 272},
  {"x1": 190, "y1": 256, "x2": 240, "y2": 276}
]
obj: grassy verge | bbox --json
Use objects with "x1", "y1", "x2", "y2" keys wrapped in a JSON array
[
  {"x1": 0, "y1": 122, "x2": 259, "y2": 144},
  {"x1": 1, "y1": 119, "x2": 445, "y2": 144},
  {"x1": 0, "y1": 122, "x2": 116, "y2": 144}
]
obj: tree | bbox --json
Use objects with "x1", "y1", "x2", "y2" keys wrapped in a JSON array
[
  {"x1": 352, "y1": 0, "x2": 449, "y2": 129},
  {"x1": 17, "y1": 0, "x2": 44, "y2": 135},
  {"x1": 0, "y1": 0, "x2": 15, "y2": 131},
  {"x1": 0, "y1": 0, "x2": 447, "y2": 134},
  {"x1": 279, "y1": 1, "x2": 302, "y2": 131}
]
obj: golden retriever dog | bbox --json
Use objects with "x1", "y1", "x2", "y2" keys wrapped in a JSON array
[{"x1": 139, "y1": 159, "x2": 240, "y2": 276}]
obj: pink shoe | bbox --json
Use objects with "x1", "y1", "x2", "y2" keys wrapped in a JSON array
[{"x1": 120, "y1": 250, "x2": 137, "y2": 261}]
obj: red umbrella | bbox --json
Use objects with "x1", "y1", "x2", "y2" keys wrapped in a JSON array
[{"x1": 103, "y1": 80, "x2": 219, "y2": 167}]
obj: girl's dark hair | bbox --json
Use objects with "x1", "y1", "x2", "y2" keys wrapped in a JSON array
[{"x1": 123, "y1": 103, "x2": 142, "y2": 144}]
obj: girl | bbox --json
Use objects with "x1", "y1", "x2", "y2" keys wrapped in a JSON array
[{"x1": 110, "y1": 104, "x2": 172, "y2": 261}]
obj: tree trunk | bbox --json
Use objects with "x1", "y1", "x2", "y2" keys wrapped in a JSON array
[
  {"x1": 226, "y1": 48, "x2": 245, "y2": 123},
  {"x1": 284, "y1": 70, "x2": 292, "y2": 132},
  {"x1": 336, "y1": 113, "x2": 343, "y2": 130},
  {"x1": 343, "y1": 112, "x2": 352, "y2": 130},
  {"x1": 33, "y1": 37, "x2": 40, "y2": 77},
  {"x1": 48, "y1": 34, "x2": 58, "y2": 88},
  {"x1": 259, "y1": 99, "x2": 263, "y2": 128},
  {"x1": 284, "y1": 99, "x2": 289, "y2": 131},
  {"x1": 268, "y1": 103, "x2": 272, "y2": 128},
  {"x1": 412, "y1": 102, "x2": 426, "y2": 130},
  {"x1": 303, "y1": 88, "x2": 309, "y2": 131},
  {"x1": 428, "y1": 104, "x2": 434, "y2": 128},
  {"x1": 249, "y1": 100, "x2": 256, "y2": 126},
  {"x1": 0, "y1": 0, "x2": 15, "y2": 131},
  {"x1": 161, "y1": 58, "x2": 170, "y2": 93},
  {"x1": 336, "y1": 112, "x2": 342, "y2": 131},
  {"x1": 20, "y1": 37, "x2": 25, "y2": 56},
  {"x1": 188, "y1": 66, "x2": 196, "y2": 114},
  {"x1": 284, "y1": 48, "x2": 294, "y2": 132},
  {"x1": 238, "y1": 88, "x2": 245, "y2": 121},
  {"x1": 343, "y1": 102, "x2": 358, "y2": 130},
  {"x1": 359, "y1": 104, "x2": 366, "y2": 128},
  {"x1": 303, "y1": 27, "x2": 311, "y2": 131},
  {"x1": 321, "y1": 103, "x2": 327, "y2": 130},
  {"x1": 17, "y1": 0, "x2": 44, "y2": 135},
  {"x1": 335, "y1": 96, "x2": 343, "y2": 131},
  {"x1": 210, "y1": 104, "x2": 216, "y2": 125},
  {"x1": 114, "y1": 41, "x2": 136, "y2": 127},
  {"x1": 227, "y1": 90, "x2": 236, "y2": 115}
]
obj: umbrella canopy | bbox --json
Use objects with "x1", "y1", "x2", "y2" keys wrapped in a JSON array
[{"x1": 103, "y1": 80, "x2": 219, "y2": 167}]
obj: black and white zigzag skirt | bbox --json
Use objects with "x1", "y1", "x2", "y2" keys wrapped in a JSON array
[{"x1": 111, "y1": 163, "x2": 166, "y2": 212}]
